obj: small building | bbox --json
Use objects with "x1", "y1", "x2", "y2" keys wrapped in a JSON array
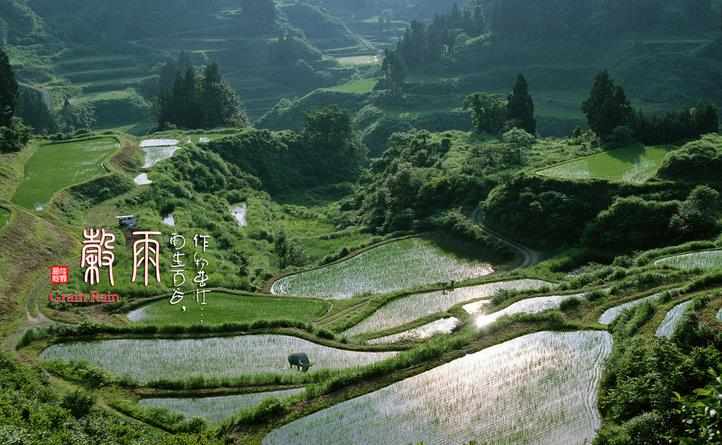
[{"x1": 116, "y1": 215, "x2": 137, "y2": 229}]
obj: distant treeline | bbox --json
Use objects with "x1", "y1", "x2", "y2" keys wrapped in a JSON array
[
  {"x1": 381, "y1": 2, "x2": 486, "y2": 87},
  {"x1": 486, "y1": 0, "x2": 718, "y2": 40},
  {"x1": 154, "y1": 52, "x2": 247, "y2": 130},
  {"x1": 0, "y1": 46, "x2": 29, "y2": 152},
  {"x1": 583, "y1": 71, "x2": 719, "y2": 146}
]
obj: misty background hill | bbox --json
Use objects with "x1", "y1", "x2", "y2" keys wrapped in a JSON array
[{"x1": 2, "y1": 0, "x2": 722, "y2": 135}]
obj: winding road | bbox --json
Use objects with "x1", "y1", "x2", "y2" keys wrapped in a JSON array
[{"x1": 471, "y1": 207, "x2": 541, "y2": 269}]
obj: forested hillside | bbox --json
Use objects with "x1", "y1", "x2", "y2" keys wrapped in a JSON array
[
  {"x1": 2, "y1": 0, "x2": 377, "y2": 128},
  {"x1": 1, "y1": 2, "x2": 722, "y2": 445}
]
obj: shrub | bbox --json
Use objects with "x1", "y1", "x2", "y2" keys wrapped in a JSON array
[
  {"x1": 502, "y1": 127, "x2": 535, "y2": 148},
  {"x1": 316, "y1": 329, "x2": 335, "y2": 340},
  {"x1": 62, "y1": 390, "x2": 95, "y2": 418},
  {"x1": 559, "y1": 297, "x2": 582, "y2": 312},
  {"x1": 587, "y1": 290, "x2": 607, "y2": 302}
]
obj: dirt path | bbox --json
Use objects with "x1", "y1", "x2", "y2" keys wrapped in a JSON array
[{"x1": 471, "y1": 208, "x2": 541, "y2": 269}]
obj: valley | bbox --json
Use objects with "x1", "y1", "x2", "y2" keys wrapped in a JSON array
[{"x1": 1, "y1": 1, "x2": 721, "y2": 445}]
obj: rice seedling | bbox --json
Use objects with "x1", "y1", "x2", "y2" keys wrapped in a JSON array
[
  {"x1": 12, "y1": 137, "x2": 119, "y2": 210},
  {"x1": 263, "y1": 331, "x2": 613, "y2": 445},
  {"x1": 139, "y1": 388, "x2": 304, "y2": 423},
  {"x1": 326, "y1": 78, "x2": 379, "y2": 92},
  {"x1": 367, "y1": 318, "x2": 461, "y2": 345},
  {"x1": 334, "y1": 56, "x2": 380, "y2": 67},
  {"x1": 654, "y1": 250, "x2": 722, "y2": 271},
  {"x1": 126, "y1": 292, "x2": 329, "y2": 326},
  {"x1": 344, "y1": 279, "x2": 551, "y2": 337},
  {"x1": 271, "y1": 238, "x2": 495, "y2": 299},
  {"x1": 40, "y1": 335, "x2": 397, "y2": 383},
  {"x1": 472, "y1": 292, "x2": 588, "y2": 329},
  {"x1": 598, "y1": 291, "x2": 669, "y2": 325},
  {"x1": 655, "y1": 300, "x2": 693, "y2": 338},
  {"x1": 536, "y1": 144, "x2": 669, "y2": 184}
]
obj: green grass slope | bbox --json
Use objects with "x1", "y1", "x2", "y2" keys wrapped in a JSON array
[
  {"x1": 12, "y1": 136, "x2": 119, "y2": 210},
  {"x1": 537, "y1": 144, "x2": 672, "y2": 184}
]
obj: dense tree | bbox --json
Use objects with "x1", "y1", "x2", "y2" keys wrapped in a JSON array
[
  {"x1": 632, "y1": 103, "x2": 719, "y2": 145},
  {"x1": 692, "y1": 102, "x2": 720, "y2": 133},
  {"x1": 0, "y1": 118, "x2": 29, "y2": 153},
  {"x1": 506, "y1": 74, "x2": 535, "y2": 134},
  {"x1": 351, "y1": 130, "x2": 504, "y2": 234},
  {"x1": 381, "y1": 48, "x2": 406, "y2": 94},
  {"x1": 16, "y1": 87, "x2": 55, "y2": 133},
  {"x1": 657, "y1": 135, "x2": 722, "y2": 182},
  {"x1": 464, "y1": 92, "x2": 507, "y2": 134},
  {"x1": 386, "y1": 3, "x2": 486, "y2": 74},
  {"x1": 0, "y1": 46, "x2": 17, "y2": 127},
  {"x1": 0, "y1": 47, "x2": 30, "y2": 153},
  {"x1": 583, "y1": 196, "x2": 681, "y2": 250},
  {"x1": 157, "y1": 62, "x2": 246, "y2": 129},
  {"x1": 303, "y1": 106, "x2": 366, "y2": 183},
  {"x1": 582, "y1": 71, "x2": 633, "y2": 141},
  {"x1": 57, "y1": 97, "x2": 95, "y2": 133},
  {"x1": 584, "y1": 186, "x2": 721, "y2": 251},
  {"x1": 201, "y1": 63, "x2": 245, "y2": 128},
  {"x1": 669, "y1": 185, "x2": 720, "y2": 239},
  {"x1": 208, "y1": 111, "x2": 365, "y2": 195}
]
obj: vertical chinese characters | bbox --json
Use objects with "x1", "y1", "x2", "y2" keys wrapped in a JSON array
[
  {"x1": 132, "y1": 231, "x2": 161, "y2": 287},
  {"x1": 81, "y1": 228, "x2": 116, "y2": 286},
  {"x1": 169, "y1": 233, "x2": 186, "y2": 305},
  {"x1": 193, "y1": 234, "x2": 210, "y2": 306}
]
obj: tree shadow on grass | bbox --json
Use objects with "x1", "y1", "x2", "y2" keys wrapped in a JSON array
[
  {"x1": 605, "y1": 143, "x2": 646, "y2": 165},
  {"x1": 422, "y1": 232, "x2": 510, "y2": 265}
]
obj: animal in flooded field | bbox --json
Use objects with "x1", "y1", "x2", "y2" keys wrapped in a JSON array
[{"x1": 288, "y1": 353, "x2": 312, "y2": 372}]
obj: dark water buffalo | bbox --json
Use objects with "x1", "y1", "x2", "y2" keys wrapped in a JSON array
[{"x1": 288, "y1": 353, "x2": 312, "y2": 372}]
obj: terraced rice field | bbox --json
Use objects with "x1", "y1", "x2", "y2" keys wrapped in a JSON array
[
  {"x1": 472, "y1": 293, "x2": 588, "y2": 328},
  {"x1": 12, "y1": 137, "x2": 119, "y2": 210},
  {"x1": 127, "y1": 293, "x2": 329, "y2": 326},
  {"x1": 656, "y1": 300, "x2": 693, "y2": 338},
  {"x1": 41, "y1": 335, "x2": 397, "y2": 383},
  {"x1": 271, "y1": 238, "x2": 496, "y2": 299},
  {"x1": 461, "y1": 300, "x2": 490, "y2": 314},
  {"x1": 367, "y1": 318, "x2": 461, "y2": 345},
  {"x1": 326, "y1": 78, "x2": 378, "y2": 93},
  {"x1": 140, "y1": 139, "x2": 179, "y2": 168},
  {"x1": 344, "y1": 280, "x2": 552, "y2": 337},
  {"x1": 263, "y1": 331, "x2": 613, "y2": 445},
  {"x1": 536, "y1": 144, "x2": 670, "y2": 184},
  {"x1": 335, "y1": 55, "x2": 380, "y2": 66},
  {"x1": 139, "y1": 388, "x2": 304, "y2": 423},
  {"x1": 598, "y1": 291, "x2": 669, "y2": 325},
  {"x1": 654, "y1": 250, "x2": 722, "y2": 271}
]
